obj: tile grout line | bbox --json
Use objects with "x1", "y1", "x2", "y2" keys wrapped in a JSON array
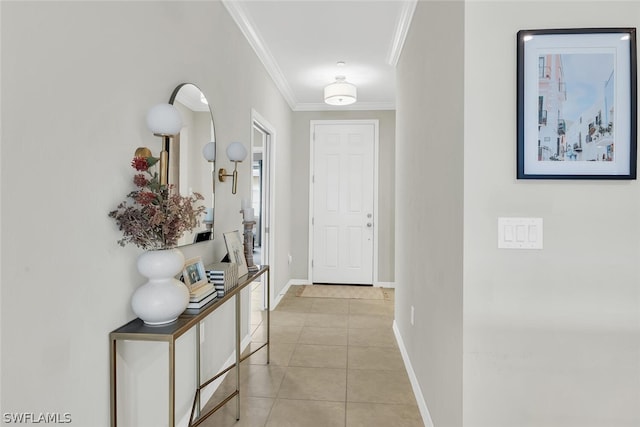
[
  {"x1": 242, "y1": 286, "x2": 413, "y2": 427},
  {"x1": 345, "y1": 296, "x2": 352, "y2": 427}
]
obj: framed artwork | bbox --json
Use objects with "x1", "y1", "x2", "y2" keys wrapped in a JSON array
[
  {"x1": 223, "y1": 230, "x2": 248, "y2": 277},
  {"x1": 517, "y1": 28, "x2": 637, "y2": 179},
  {"x1": 182, "y1": 257, "x2": 209, "y2": 292}
]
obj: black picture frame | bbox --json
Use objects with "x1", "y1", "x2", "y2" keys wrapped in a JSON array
[{"x1": 517, "y1": 28, "x2": 637, "y2": 179}]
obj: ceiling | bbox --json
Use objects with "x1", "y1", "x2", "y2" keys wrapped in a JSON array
[{"x1": 222, "y1": 0, "x2": 417, "y2": 111}]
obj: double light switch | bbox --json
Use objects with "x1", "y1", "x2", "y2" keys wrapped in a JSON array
[{"x1": 498, "y1": 217, "x2": 543, "y2": 249}]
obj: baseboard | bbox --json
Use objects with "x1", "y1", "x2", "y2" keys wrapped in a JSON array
[
  {"x1": 273, "y1": 279, "x2": 309, "y2": 309},
  {"x1": 393, "y1": 320, "x2": 434, "y2": 427},
  {"x1": 177, "y1": 333, "x2": 253, "y2": 427},
  {"x1": 284, "y1": 279, "x2": 395, "y2": 289},
  {"x1": 374, "y1": 281, "x2": 395, "y2": 288}
]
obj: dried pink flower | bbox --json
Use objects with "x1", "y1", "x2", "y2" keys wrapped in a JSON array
[
  {"x1": 135, "y1": 191, "x2": 156, "y2": 205},
  {"x1": 133, "y1": 174, "x2": 149, "y2": 187},
  {"x1": 131, "y1": 156, "x2": 149, "y2": 172},
  {"x1": 109, "y1": 155, "x2": 205, "y2": 250}
]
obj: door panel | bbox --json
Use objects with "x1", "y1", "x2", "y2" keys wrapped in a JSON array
[{"x1": 312, "y1": 123, "x2": 375, "y2": 284}]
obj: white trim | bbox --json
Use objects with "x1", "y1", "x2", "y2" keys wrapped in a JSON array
[
  {"x1": 386, "y1": 0, "x2": 418, "y2": 67},
  {"x1": 393, "y1": 321, "x2": 434, "y2": 427},
  {"x1": 221, "y1": 1, "x2": 399, "y2": 112},
  {"x1": 251, "y1": 109, "x2": 277, "y2": 310},
  {"x1": 374, "y1": 281, "x2": 396, "y2": 289},
  {"x1": 308, "y1": 120, "x2": 380, "y2": 285},
  {"x1": 294, "y1": 101, "x2": 396, "y2": 112},
  {"x1": 308, "y1": 124, "x2": 315, "y2": 283},
  {"x1": 272, "y1": 279, "x2": 309, "y2": 309},
  {"x1": 287, "y1": 279, "x2": 310, "y2": 287},
  {"x1": 222, "y1": 0, "x2": 297, "y2": 110}
]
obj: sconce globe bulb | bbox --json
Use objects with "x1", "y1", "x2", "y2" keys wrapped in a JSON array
[
  {"x1": 202, "y1": 141, "x2": 216, "y2": 162},
  {"x1": 146, "y1": 103, "x2": 182, "y2": 136},
  {"x1": 226, "y1": 141, "x2": 248, "y2": 162}
]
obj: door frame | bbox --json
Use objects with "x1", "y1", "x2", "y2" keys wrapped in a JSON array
[
  {"x1": 308, "y1": 119, "x2": 380, "y2": 285},
  {"x1": 251, "y1": 108, "x2": 276, "y2": 309}
]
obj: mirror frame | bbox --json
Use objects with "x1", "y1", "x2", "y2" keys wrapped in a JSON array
[{"x1": 167, "y1": 83, "x2": 217, "y2": 246}]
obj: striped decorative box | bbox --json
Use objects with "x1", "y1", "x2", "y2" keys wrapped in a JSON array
[{"x1": 206, "y1": 262, "x2": 239, "y2": 297}]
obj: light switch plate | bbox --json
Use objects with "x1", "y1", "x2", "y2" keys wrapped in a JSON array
[{"x1": 498, "y1": 217, "x2": 543, "y2": 249}]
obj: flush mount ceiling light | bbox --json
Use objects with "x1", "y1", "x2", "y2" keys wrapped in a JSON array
[{"x1": 324, "y1": 75, "x2": 357, "y2": 106}]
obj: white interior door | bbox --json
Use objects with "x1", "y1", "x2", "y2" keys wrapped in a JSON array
[{"x1": 311, "y1": 122, "x2": 376, "y2": 284}]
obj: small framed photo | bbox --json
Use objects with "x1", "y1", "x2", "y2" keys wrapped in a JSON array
[
  {"x1": 517, "y1": 28, "x2": 637, "y2": 179},
  {"x1": 223, "y1": 230, "x2": 248, "y2": 277},
  {"x1": 182, "y1": 256, "x2": 209, "y2": 292}
]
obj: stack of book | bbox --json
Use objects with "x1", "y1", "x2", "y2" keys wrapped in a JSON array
[
  {"x1": 206, "y1": 262, "x2": 239, "y2": 297},
  {"x1": 187, "y1": 282, "x2": 217, "y2": 310}
]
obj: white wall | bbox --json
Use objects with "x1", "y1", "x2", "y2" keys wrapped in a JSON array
[
  {"x1": 290, "y1": 110, "x2": 396, "y2": 284},
  {"x1": 398, "y1": 1, "x2": 640, "y2": 426},
  {"x1": 464, "y1": 2, "x2": 640, "y2": 426},
  {"x1": 0, "y1": 2, "x2": 292, "y2": 426},
  {"x1": 395, "y1": 2, "x2": 465, "y2": 426}
]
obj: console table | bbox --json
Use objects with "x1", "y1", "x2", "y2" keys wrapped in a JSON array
[{"x1": 110, "y1": 265, "x2": 270, "y2": 427}]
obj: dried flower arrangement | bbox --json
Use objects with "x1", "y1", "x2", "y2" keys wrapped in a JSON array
[{"x1": 109, "y1": 155, "x2": 205, "y2": 250}]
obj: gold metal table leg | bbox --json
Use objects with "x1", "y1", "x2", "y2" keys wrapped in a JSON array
[
  {"x1": 235, "y1": 292, "x2": 241, "y2": 420},
  {"x1": 195, "y1": 322, "x2": 201, "y2": 419},
  {"x1": 169, "y1": 339, "x2": 176, "y2": 427},
  {"x1": 110, "y1": 337, "x2": 117, "y2": 427},
  {"x1": 267, "y1": 269, "x2": 271, "y2": 364}
]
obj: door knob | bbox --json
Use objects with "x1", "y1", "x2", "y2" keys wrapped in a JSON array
[{"x1": 367, "y1": 222, "x2": 372, "y2": 228}]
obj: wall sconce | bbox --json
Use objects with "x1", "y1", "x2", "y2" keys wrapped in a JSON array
[
  {"x1": 218, "y1": 141, "x2": 247, "y2": 194},
  {"x1": 202, "y1": 140, "x2": 217, "y2": 208},
  {"x1": 202, "y1": 141, "x2": 216, "y2": 163},
  {"x1": 145, "y1": 103, "x2": 182, "y2": 185}
]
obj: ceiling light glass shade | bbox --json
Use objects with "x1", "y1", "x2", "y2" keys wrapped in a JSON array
[
  {"x1": 324, "y1": 77, "x2": 357, "y2": 106},
  {"x1": 202, "y1": 141, "x2": 216, "y2": 162},
  {"x1": 226, "y1": 141, "x2": 248, "y2": 162},
  {"x1": 146, "y1": 103, "x2": 182, "y2": 136}
]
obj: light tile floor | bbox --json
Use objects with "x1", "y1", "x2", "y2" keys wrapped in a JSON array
[{"x1": 198, "y1": 284, "x2": 424, "y2": 427}]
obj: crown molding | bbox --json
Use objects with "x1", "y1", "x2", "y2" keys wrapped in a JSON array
[
  {"x1": 294, "y1": 101, "x2": 396, "y2": 112},
  {"x1": 387, "y1": 0, "x2": 418, "y2": 67},
  {"x1": 222, "y1": 0, "x2": 298, "y2": 110}
]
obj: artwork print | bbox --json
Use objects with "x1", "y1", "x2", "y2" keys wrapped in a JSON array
[
  {"x1": 517, "y1": 28, "x2": 637, "y2": 179},
  {"x1": 537, "y1": 53, "x2": 614, "y2": 162}
]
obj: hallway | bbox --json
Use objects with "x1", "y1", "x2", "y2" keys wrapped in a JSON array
[{"x1": 199, "y1": 285, "x2": 423, "y2": 427}]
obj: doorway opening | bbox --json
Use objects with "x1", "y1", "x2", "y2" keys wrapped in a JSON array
[{"x1": 249, "y1": 110, "x2": 274, "y2": 337}]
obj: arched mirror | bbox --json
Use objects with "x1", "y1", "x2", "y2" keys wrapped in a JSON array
[{"x1": 166, "y1": 83, "x2": 216, "y2": 246}]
